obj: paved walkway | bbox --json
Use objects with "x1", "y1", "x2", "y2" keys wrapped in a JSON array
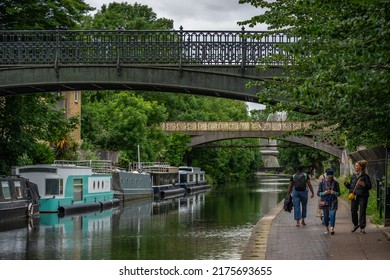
[{"x1": 241, "y1": 180, "x2": 390, "y2": 260}]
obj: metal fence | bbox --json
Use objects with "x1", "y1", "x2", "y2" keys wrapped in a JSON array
[{"x1": 0, "y1": 28, "x2": 296, "y2": 67}]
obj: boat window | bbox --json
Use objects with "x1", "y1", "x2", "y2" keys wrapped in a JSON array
[
  {"x1": 73, "y1": 178, "x2": 83, "y2": 201},
  {"x1": 102, "y1": 181, "x2": 104, "y2": 189},
  {"x1": 1, "y1": 181, "x2": 11, "y2": 199},
  {"x1": 59, "y1": 179, "x2": 63, "y2": 195},
  {"x1": 14, "y1": 181, "x2": 23, "y2": 198},
  {"x1": 46, "y1": 179, "x2": 61, "y2": 195}
]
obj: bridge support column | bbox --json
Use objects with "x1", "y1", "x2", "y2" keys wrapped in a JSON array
[{"x1": 259, "y1": 139, "x2": 280, "y2": 168}]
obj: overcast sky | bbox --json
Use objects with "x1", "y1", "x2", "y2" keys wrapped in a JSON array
[{"x1": 84, "y1": 0, "x2": 267, "y2": 31}]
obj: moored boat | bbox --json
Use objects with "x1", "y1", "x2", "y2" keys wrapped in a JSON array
[
  {"x1": 0, "y1": 176, "x2": 40, "y2": 223},
  {"x1": 13, "y1": 160, "x2": 119, "y2": 214},
  {"x1": 112, "y1": 170, "x2": 153, "y2": 201},
  {"x1": 178, "y1": 166, "x2": 210, "y2": 193},
  {"x1": 132, "y1": 162, "x2": 185, "y2": 199}
]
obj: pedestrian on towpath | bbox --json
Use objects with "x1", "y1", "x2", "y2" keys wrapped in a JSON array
[
  {"x1": 344, "y1": 160, "x2": 372, "y2": 234},
  {"x1": 317, "y1": 169, "x2": 340, "y2": 235},
  {"x1": 287, "y1": 165, "x2": 314, "y2": 227}
]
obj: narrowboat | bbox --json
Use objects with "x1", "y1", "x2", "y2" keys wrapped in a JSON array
[
  {"x1": 0, "y1": 176, "x2": 40, "y2": 223},
  {"x1": 13, "y1": 160, "x2": 119, "y2": 215},
  {"x1": 132, "y1": 162, "x2": 185, "y2": 199},
  {"x1": 178, "y1": 166, "x2": 210, "y2": 193},
  {"x1": 112, "y1": 170, "x2": 153, "y2": 201}
]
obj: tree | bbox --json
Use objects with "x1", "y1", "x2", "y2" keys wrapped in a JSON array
[
  {"x1": 0, "y1": 0, "x2": 94, "y2": 29},
  {"x1": 81, "y1": 2, "x2": 173, "y2": 30},
  {"x1": 0, "y1": 94, "x2": 78, "y2": 174},
  {"x1": 140, "y1": 92, "x2": 250, "y2": 121},
  {"x1": 0, "y1": 0, "x2": 93, "y2": 174},
  {"x1": 239, "y1": 0, "x2": 390, "y2": 150},
  {"x1": 82, "y1": 91, "x2": 169, "y2": 167}
]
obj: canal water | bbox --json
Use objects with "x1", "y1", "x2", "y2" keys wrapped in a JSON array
[{"x1": 0, "y1": 175, "x2": 289, "y2": 260}]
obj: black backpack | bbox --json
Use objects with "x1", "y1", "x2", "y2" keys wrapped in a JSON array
[{"x1": 293, "y1": 172, "x2": 308, "y2": 191}]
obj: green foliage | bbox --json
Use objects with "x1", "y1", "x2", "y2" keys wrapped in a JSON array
[
  {"x1": 0, "y1": 94, "x2": 77, "y2": 174},
  {"x1": 187, "y1": 139, "x2": 261, "y2": 183},
  {"x1": 278, "y1": 143, "x2": 338, "y2": 175},
  {"x1": 140, "y1": 92, "x2": 250, "y2": 121},
  {"x1": 239, "y1": 0, "x2": 390, "y2": 150},
  {"x1": 81, "y1": 91, "x2": 169, "y2": 167},
  {"x1": 80, "y1": 2, "x2": 173, "y2": 30},
  {"x1": 0, "y1": 0, "x2": 94, "y2": 30},
  {"x1": 164, "y1": 134, "x2": 191, "y2": 166},
  {"x1": 0, "y1": 0, "x2": 93, "y2": 174},
  {"x1": 82, "y1": 90, "x2": 262, "y2": 181}
]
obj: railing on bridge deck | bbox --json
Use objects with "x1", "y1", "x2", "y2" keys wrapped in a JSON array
[
  {"x1": 161, "y1": 121, "x2": 314, "y2": 132},
  {"x1": 0, "y1": 28, "x2": 296, "y2": 67}
]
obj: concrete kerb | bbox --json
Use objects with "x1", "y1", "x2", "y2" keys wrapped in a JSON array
[{"x1": 241, "y1": 199, "x2": 284, "y2": 260}]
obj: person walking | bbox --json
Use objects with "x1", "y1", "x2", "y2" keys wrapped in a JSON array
[
  {"x1": 317, "y1": 169, "x2": 340, "y2": 235},
  {"x1": 344, "y1": 160, "x2": 372, "y2": 234},
  {"x1": 287, "y1": 165, "x2": 314, "y2": 227},
  {"x1": 316, "y1": 167, "x2": 332, "y2": 224}
]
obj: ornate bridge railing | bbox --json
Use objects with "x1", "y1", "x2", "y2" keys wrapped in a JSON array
[
  {"x1": 0, "y1": 28, "x2": 295, "y2": 67},
  {"x1": 162, "y1": 121, "x2": 316, "y2": 132}
]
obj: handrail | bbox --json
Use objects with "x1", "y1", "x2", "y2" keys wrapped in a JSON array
[
  {"x1": 0, "y1": 29, "x2": 296, "y2": 66},
  {"x1": 161, "y1": 121, "x2": 317, "y2": 132},
  {"x1": 53, "y1": 160, "x2": 112, "y2": 174}
]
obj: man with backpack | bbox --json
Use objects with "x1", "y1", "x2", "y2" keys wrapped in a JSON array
[{"x1": 287, "y1": 165, "x2": 315, "y2": 227}]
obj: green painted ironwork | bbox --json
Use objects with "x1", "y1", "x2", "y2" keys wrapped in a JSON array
[{"x1": 0, "y1": 28, "x2": 295, "y2": 67}]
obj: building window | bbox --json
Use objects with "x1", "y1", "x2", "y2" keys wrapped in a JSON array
[{"x1": 74, "y1": 90, "x2": 79, "y2": 103}]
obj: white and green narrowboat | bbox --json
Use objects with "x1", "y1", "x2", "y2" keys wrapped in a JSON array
[{"x1": 13, "y1": 161, "x2": 119, "y2": 214}]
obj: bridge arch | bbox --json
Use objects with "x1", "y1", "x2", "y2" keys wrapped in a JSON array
[
  {"x1": 162, "y1": 121, "x2": 343, "y2": 158},
  {"x1": 0, "y1": 29, "x2": 288, "y2": 102},
  {"x1": 0, "y1": 65, "x2": 281, "y2": 104}
]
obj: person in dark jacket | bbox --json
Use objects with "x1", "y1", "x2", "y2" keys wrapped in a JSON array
[
  {"x1": 317, "y1": 169, "x2": 340, "y2": 235},
  {"x1": 344, "y1": 160, "x2": 372, "y2": 234}
]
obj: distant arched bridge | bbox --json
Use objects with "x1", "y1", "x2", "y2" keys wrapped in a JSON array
[
  {"x1": 161, "y1": 121, "x2": 342, "y2": 158},
  {"x1": 0, "y1": 28, "x2": 292, "y2": 103}
]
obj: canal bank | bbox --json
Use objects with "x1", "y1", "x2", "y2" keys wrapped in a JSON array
[{"x1": 241, "y1": 180, "x2": 390, "y2": 260}]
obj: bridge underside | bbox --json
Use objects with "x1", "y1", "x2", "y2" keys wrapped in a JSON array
[
  {"x1": 183, "y1": 131, "x2": 342, "y2": 158},
  {"x1": 0, "y1": 65, "x2": 283, "y2": 103}
]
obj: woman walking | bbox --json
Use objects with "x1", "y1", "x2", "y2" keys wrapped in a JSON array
[
  {"x1": 344, "y1": 160, "x2": 372, "y2": 234},
  {"x1": 287, "y1": 165, "x2": 314, "y2": 227},
  {"x1": 317, "y1": 169, "x2": 340, "y2": 235}
]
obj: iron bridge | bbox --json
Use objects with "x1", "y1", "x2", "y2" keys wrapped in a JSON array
[{"x1": 0, "y1": 28, "x2": 294, "y2": 100}]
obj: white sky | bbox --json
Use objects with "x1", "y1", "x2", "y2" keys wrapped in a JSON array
[{"x1": 84, "y1": 0, "x2": 268, "y2": 31}]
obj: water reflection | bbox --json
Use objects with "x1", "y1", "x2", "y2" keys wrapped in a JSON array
[{"x1": 0, "y1": 175, "x2": 289, "y2": 260}]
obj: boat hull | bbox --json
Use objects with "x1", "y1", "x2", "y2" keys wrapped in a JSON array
[{"x1": 112, "y1": 172, "x2": 153, "y2": 201}]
